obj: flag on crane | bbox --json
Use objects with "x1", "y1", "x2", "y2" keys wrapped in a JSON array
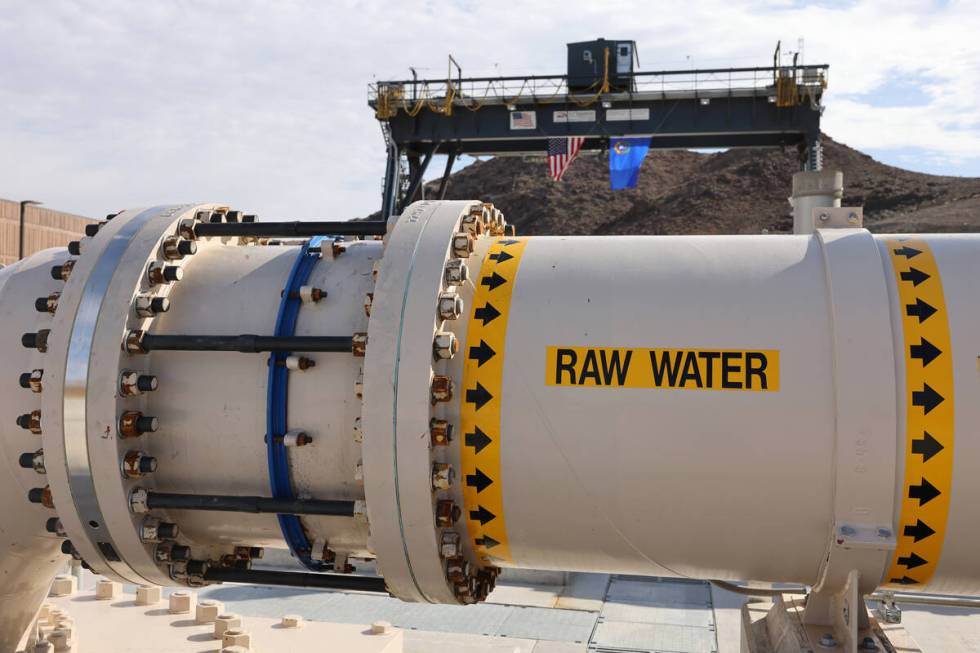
[
  {"x1": 609, "y1": 137, "x2": 651, "y2": 189},
  {"x1": 547, "y1": 136, "x2": 585, "y2": 182}
]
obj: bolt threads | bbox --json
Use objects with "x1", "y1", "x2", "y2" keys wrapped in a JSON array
[
  {"x1": 18, "y1": 452, "x2": 35, "y2": 469},
  {"x1": 19, "y1": 372, "x2": 32, "y2": 389},
  {"x1": 148, "y1": 263, "x2": 183, "y2": 285},
  {"x1": 51, "y1": 260, "x2": 75, "y2": 281},
  {"x1": 16, "y1": 410, "x2": 42, "y2": 434},
  {"x1": 45, "y1": 517, "x2": 63, "y2": 534},
  {"x1": 157, "y1": 522, "x2": 179, "y2": 540},
  {"x1": 60, "y1": 540, "x2": 75, "y2": 555},
  {"x1": 137, "y1": 374, "x2": 158, "y2": 392},
  {"x1": 67, "y1": 241, "x2": 81, "y2": 256}
]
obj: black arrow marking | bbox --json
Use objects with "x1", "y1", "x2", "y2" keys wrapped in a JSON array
[
  {"x1": 469, "y1": 505, "x2": 496, "y2": 525},
  {"x1": 481, "y1": 272, "x2": 507, "y2": 291},
  {"x1": 466, "y1": 468, "x2": 493, "y2": 493},
  {"x1": 473, "y1": 303, "x2": 501, "y2": 325},
  {"x1": 904, "y1": 519, "x2": 935, "y2": 542},
  {"x1": 894, "y1": 246, "x2": 922, "y2": 259},
  {"x1": 905, "y1": 298, "x2": 937, "y2": 323},
  {"x1": 499, "y1": 239, "x2": 520, "y2": 246},
  {"x1": 898, "y1": 552, "x2": 928, "y2": 569},
  {"x1": 912, "y1": 431, "x2": 944, "y2": 462},
  {"x1": 912, "y1": 383, "x2": 944, "y2": 414},
  {"x1": 909, "y1": 478, "x2": 941, "y2": 506},
  {"x1": 909, "y1": 338, "x2": 942, "y2": 366},
  {"x1": 468, "y1": 340, "x2": 496, "y2": 367},
  {"x1": 890, "y1": 575, "x2": 920, "y2": 585},
  {"x1": 465, "y1": 426, "x2": 492, "y2": 454},
  {"x1": 475, "y1": 535, "x2": 500, "y2": 549},
  {"x1": 489, "y1": 251, "x2": 514, "y2": 263},
  {"x1": 465, "y1": 383, "x2": 493, "y2": 410},
  {"x1": 900, "y1": 267, "x2": 930, "y2": 286}
]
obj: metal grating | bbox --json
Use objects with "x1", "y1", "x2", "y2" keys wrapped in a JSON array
[{"x1": 589, "y1": 577, "x2": 718, "y2": 653}]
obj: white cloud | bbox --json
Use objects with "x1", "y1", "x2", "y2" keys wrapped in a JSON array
[{"x1": 1, "y1": 0, "x2": 979, "y2": 219}]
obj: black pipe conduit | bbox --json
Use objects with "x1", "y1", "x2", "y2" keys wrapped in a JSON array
[
  {"x1": 139, "y1": 334, "x2": 353, "y2": 353},
  {"x1": 194, "y1": 221, "x2": 387, "y2": 239},
  {"x1": 203, "y1": 568, "x2": 388, "y2": 593},
  {"x1": 146, "y1": 492, "x2": 356, "y2": 517}
]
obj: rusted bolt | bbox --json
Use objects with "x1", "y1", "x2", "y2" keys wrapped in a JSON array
[
  {"x1": 177, "y1": 218, "x2": 197, "y2": 240},
  {"x1": 51, "y1": 259, "x2": 75, "y2": 281},
  {"x1": 429, "y1": 418, "x2": 452, "y2": 447},
  {"x1": 352, "y1": 332, "x2": 368, "y2": 357},
  {"x1": 155, "y1": 542, "x2": 190, "y2": 563},
  {"x1": 436, "y1": 500, "x2": 461, "y2": 527},
  {"x1": 444, "y1": 259, "x2": 468, "y2": 286},
  {"x1": 430, "y1": 375, "x2": 454, "y2": 404},
  {"x1": 20, "y1": 449, "x2": 45, "y2": 474},
  {"x1": 162, "y1": 235, "x2": 197, "y2": 260},
  {"x1": 17, "y1": 410, "x2": 42, "y2": 435},
  {"x1": 355, "y1": 369, "x2": 364, "y2": 398},
  {"x1": 354, "y1": 461, "x2": 364, "y2": 481},
  {"x1": 292, "y1": 285, "x2": 325, "y2": 303},
  {"x1": 122, "y1": 450, "x2": 158, "y2": 479},
  {"x1": 331, "y1": 240, "x2": 347, "y2": 257},
  {"x1": 445, "y1": 555, "x2": 468, "y2": 583},
  {"x1": 27, "y1": 368, "x2": 44, "y2": 393},
  {"x1": 129, "y1": 487, "x2": 149, "y2": 513},
  {"x1": 431, "y1": 463, "x2": 454, "y2": 491},
  {"x1": 280, "y1": 355, "x2": 315, "y2": 370},
  {"x1": 147, "y1": 262, "x2": 182, "y2": 285},
  {"x1": 353, "y1": 417, "x2": 363, "y2": 443},
  {"x1": 433, "y1": 331, "x2": 458, "y2": 360},
  {"x1": 22, "y1": 329, "x2": 51, "y2": 352},
  {"x1": 283, "y1": 429, "x2": 313, "y2": 447},
  {"x1": 35, "y1": 292, "x2": 60, "y2": 314},
  {"x1": 440, "y1": 530, "x2": 461, "y2": 558},
  {"x1": 119, "y1": 410, "x2": 158, "y2": 438},
  {"x1": 452, "y1": 233, "x2": 474, "y2": 258},
  {"x1": 462, "y1": 208, "x2": 485, "y2": 235},
  {"x1": 134, "y1": 294, "x2": 170, "y2": 317},
  {"x1": 120, "y1": 370, "x2": 158, "y2": 396},
  {"x1": 28, "y1": 486, "x2": 54, "y2": 509},
  {"x1": 364, "y1": 292, "x2": 374, "y2": 317},
  {"x1": 437, "y1": 290, "x2": 463, "y2": 320},
  {"x1": 124, "y1": 329, "x2": 147, "y2": 353},
  {"x1": 195, "y1": 209, "x2": 214, "y2": 222}
]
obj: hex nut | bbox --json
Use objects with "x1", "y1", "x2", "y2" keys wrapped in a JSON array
[
  {"x1": 196, "y1": 599, "x2": 224, "y2": 624},
  {"x1": 352, "y1": 332, "x2": 368, "y2": 357},
  {"x1": 444, "y1": 259, "x2": 468, "y2": 286},
  {"x1": 222, "y1": 629, "x2": 251, "y2": 648},
  {"x1": 430, "y1": 375, "x2": 454, "y2": 403},
  {"x1": 214, "y1": 614, "x2": 243, "y2": 639},
  {"x1": 432, "y1": 463, "x2": 454, "y2": 491},
  {"x1": 46, "y1": 628, "x2": 71, "y2": 651},
  {"x1": 440, "y1": 530, "x2": 461, "y2": 558},
  {"x1": 136, "y1": 585, "x2": 162, "y2": 605},
  {"x1": 452, "y1": 233, "x2": 475, "y2": 258},
  {"x1": 49, "y1": 575, "x2": 76, "y2": 597},
  {"x1": 433, "y1": 331, "x2": 458, "y2": 360},
  {"x1": 281, "y1": 614, "x2": 304, "y2": 628},
  {"x1": 430, "y1": 418, "x2": 452, "y2": 447},
  {"x1": 169, "y1": 590, "x2": 195, "y2": 614},
  {"x1": 95, "y1": 579, "x2": 121, "y2": 600},
  {"x1": 437, "y1": 291, "x2": 463, "y2": 320},
  {"x1": 129, "y1": 487, "x2": 149, "y2": 513}
]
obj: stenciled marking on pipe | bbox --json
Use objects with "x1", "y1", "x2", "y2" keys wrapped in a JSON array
[
  {"x1": 459, "y1": 237, "x2": 528, "y2": 564},
  {"x1": 545, "y1": 346, "x2": 780, "y2": 391},
  {"x1": 883, "y1": 239, "x2": 954, "y2": 588}
]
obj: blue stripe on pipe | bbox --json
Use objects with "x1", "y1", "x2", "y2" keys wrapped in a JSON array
[{"x1": 266, "y1": 236, "x2": 331, "y2": 571}]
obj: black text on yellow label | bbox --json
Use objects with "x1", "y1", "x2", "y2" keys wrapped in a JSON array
[{"x1": 546, "y1": 347, "x2": 780, "y2": 391}]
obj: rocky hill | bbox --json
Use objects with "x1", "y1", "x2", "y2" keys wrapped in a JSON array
[{"x1": 391, "y1": 136, "x2": 980, "y2": 235}]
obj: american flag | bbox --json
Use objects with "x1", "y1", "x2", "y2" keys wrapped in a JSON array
[{"x1": 548, "y1": 137, "x2": 585, "y2": 182}]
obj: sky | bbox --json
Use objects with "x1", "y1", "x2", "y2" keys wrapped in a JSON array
[{"x1": 1, "y1": 0, "x2": 979, "y2": 220}]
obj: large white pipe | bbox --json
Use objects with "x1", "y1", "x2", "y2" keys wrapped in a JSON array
[{"x1": 2, "y1": 199, "x2": 979, "y2": 644}]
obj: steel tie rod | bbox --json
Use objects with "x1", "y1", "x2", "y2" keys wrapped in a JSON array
[
  {"x1": 203, "y1": 567, "x2": 388, "y2": 593},
  {"x1": 146, "y1": 491, "x2": 356, "y2": 517},
  {"x1": 138, "y1": 334, "x2": 353, "y2": 353},
  {"x1": 194, "y1": 220, "x2": 387, "y2": 239}
]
